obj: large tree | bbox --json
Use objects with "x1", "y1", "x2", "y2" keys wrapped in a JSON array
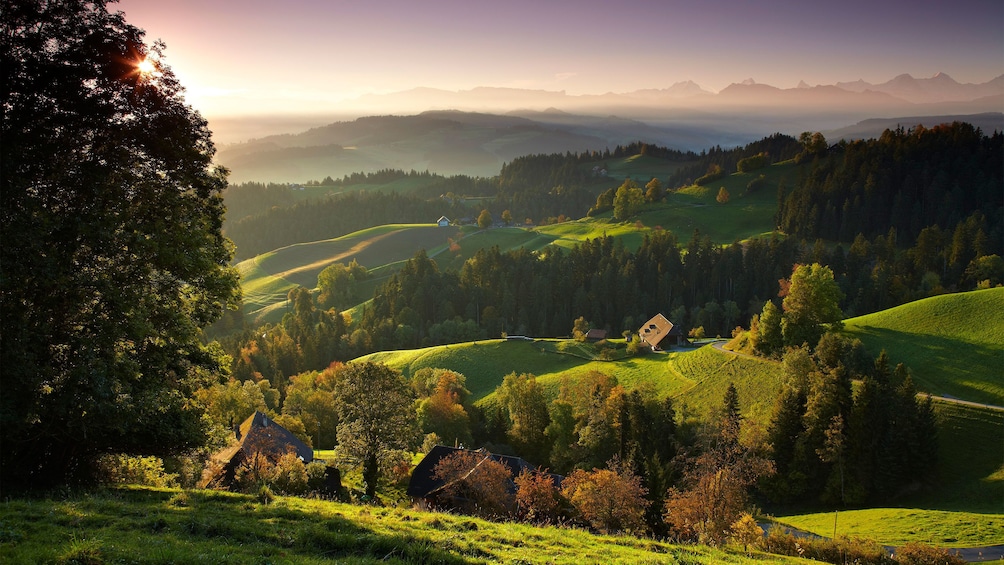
[
  {"x1": 780, "y1": 263, "x2": 844, "y2": 347},
  {"x1": 1, "y1": 0, "x2": 240, "y2": 487},
  {"x1": 331, "y1": 362, "x2": 418, "y2": 498}
]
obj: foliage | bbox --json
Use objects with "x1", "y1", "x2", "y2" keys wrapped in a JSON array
[
  {"x1": 763, "y1": 346, "x2": 939, "y2": 506},
  {"x1": 781, "y1": 263, "x2": 844, "y2": 347},
  {"x1": 496, "y1": 373, "x2": 551, "y2": 464},
  {"x1": 477, "y1": 208, "x2": 493, "y2": 229},
  {"x1": 514, "y1": 468, "x2": 560, "y2": 523},
  {"x1": 432, "y1": 450, "x2": 513, "y2": 518},
  {"x1": 95, "y1": 455, "x2": 178, "y2": 488},
  {"x1": 778, "y1": 124, "x2": 1002, "y2": 251},
  {"x1": 331, "y1": 362, "x2": 419, "y2": 498},
  {"x1": 561, "y1": 459, "x2": 649, "y2": 535},
  {"x1": 664, "y1": 386, "x2": 774, "y2": 545},
  {"x1": 736, "y1": 153, "x2": 769, "y2": 173},
  {"x1": 716, "y1": 186, "x2": 730, "y2": 204},
  {"x1": 613, "y1": 179, "x2": 644, "y2": 221},
  {"x1": 729, "y1": 513, "x2": 763, "y2": 553},
  {"x1": 1, "y1": 0, "x2": 241, "y2": 487}
]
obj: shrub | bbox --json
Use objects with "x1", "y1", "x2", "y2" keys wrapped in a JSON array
[
  {"x1": 737, "y1": 153, "x2": 768, "y2": 173},
  {"x1": 271, "y1": 452, "x2": 308, "y2": 495},
  {"x1": 894, "y1": 542, "x2": 966, "y2": 565},
  {"x1": 515, "y1": 469, "x2": 560, "y2": 523},
  {"x1": 562, "y1": 459, "x2": 649, "y2": 535},
  {"x1": 96, "y1": 454, "x2": 178, "y2": 487}
]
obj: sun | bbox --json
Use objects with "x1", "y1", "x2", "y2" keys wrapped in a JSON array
[{"x1": 136, "y1": 58, "x2": 155, "y2": 75}]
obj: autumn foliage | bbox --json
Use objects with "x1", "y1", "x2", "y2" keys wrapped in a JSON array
[{"x1": 561, "y1": 459, "x2": 649, "y2": 534}]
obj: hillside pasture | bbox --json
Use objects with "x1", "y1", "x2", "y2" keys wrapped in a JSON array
[
  {"x1": 841, "y1": 287, "x2": 1004, "y2": 406},
  {"x1": 237, "y1": 224, "x2": 466, "y2": 321},
  {"x1": 360, "y1": 341, "x2": 786, "y2": 427},
  {"x1": 0, "y1": 486, "x2": 809, "y2": 565}
]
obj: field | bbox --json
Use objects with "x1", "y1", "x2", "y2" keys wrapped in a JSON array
[
  {"x1": 360, "y1": 341, "x2": 787, "y2": 426},
  {"x1": 841, "y1": 287, "x2": 1004, "y2": 406},
  {"x1": 237, "y1": 225, "x2": 473, "y2": 323},
  {"x1": 0, "y1": 486, "x2": 809, "y2": 565},
  {"x1": 774, "y1": 508, "x2": 1004, "y2": 548}
]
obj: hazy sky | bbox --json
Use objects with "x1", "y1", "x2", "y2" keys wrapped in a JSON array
[{"x1": 116, "y1": 0, "x2": 1003, "y2": 117}]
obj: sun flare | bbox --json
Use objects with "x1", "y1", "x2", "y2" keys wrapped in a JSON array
[{"x1": 137, "y1": 58, "x2": 155, "y2": 75}]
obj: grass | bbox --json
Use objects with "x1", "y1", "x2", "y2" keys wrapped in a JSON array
[
  {"x1": 0, "y1": 486, "x2": 810, "y2": 564},
  {"x1": 841, "y1": 287, "x2": 1004, "y2": 406},
  {"x1": 360, "y1": 341, "x2": 787, "y2": 428},
  {"x1": 770, "y1": 398, "x2": 1004, "y2": 549},
  {"x1": 773, "y1": 508, "x2": 1004, "y2": 548}
]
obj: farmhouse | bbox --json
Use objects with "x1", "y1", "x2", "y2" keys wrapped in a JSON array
[
  {"x1": 200, "y1": 411, "x2": 313, "y2": 489},
  {"x1": 407, "y1": 445, "x2": 561, "y2": 512},
  {"x1": 437, "y1": 216, "x2": 451, "y2": 227},
  {"x1": 585, "y1": 328, "x2": 607, "y2": 341},
  {"x1": 638, "y1": 313, "x2": 686, "y2": 350}
]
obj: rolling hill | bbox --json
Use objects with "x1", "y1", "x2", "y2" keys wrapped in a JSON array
[
  {"x1": 841, "y1": 287, "x2": 1004, "y2": 406},
  {"x1": 235, "y1": 160, "x2": 792, "y2": 322}
]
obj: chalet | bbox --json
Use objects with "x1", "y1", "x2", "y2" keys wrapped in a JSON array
[
  {"x1": 437, "y1": 216, "x2": 451, "y2": 227},
  {"x1": 407, "y1": 445, "x2": 561, "y2": 512},
  {"x1": 585, "y1": 328, "x2": 607, "y2": 342},
  {"x1": 200, "y1": 411, "x2": 314, "y2": 489},
  {"x1": 638, "y1": 313, "x2": 686, "y2": 350}
]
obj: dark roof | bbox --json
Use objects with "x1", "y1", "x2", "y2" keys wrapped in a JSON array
[
  {"x1": 407, "y1": 446, "x2": 560, "y2": 498},
  {"x1": 214, "y1": 411, "x2": 313, "y2": 466},
  {"x1": 585, "y1": 329, "x2": 607, "y2": 340}
]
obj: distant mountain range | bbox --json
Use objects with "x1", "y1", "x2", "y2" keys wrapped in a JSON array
[
  {"x1": 340, "y1": 73, "x2": 1003, "y2": 115},
  {"x1": 213, "y1": 72, "x2": 1003, "y2": 183}
]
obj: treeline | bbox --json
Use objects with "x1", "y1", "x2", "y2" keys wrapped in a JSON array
[
  {"x1": 666, "y1": 133, "x2": 803, "y2": 187},
  {"x1": 777, "y1": 123, "x2": 1003, "y2": 245}
]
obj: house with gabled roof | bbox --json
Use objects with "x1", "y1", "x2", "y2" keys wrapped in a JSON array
[
  {"x1": 638, "y1": 313, "x2": 686, "y2": 350},
  {"x1": 200, "y1": 411, "x2": 313, "y2": 489},
  {"x1": 437, "y1": 216, "x2": 451, "y2": 227},
  {"x1": 407, "y1": 445, "x2": 561, "y2": 512}
]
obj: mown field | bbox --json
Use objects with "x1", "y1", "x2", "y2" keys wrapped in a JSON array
[
  {"x1": 841, "y1": 287, "x2": 1004, "y2": 406},
  {"x1": 0, "y1": 486, "x2": 810, "y2": 565}
]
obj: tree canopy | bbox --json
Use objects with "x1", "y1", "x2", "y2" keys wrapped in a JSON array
[
  {"x1": 1, "y1": 0, "x2": 240, "y2": 487},
  {"x1": 331, "y1": 362, "x2": 418, "y2": 497}
]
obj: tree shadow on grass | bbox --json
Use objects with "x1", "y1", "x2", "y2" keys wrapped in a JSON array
[
  {"x1": 846, "y1": 326, "x2": 1003, "y2": 406},
  {"x1": 44, "y1": 487, "x2": 485, "y2": 564}
]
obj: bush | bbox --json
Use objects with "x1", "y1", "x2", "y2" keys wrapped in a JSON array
[
  {"x1": 271, "y1": 452, "x2": 308, "y2": 495},
  {"x1": 96, "y1": 454, "x2": 178, "y2": 487},
  {"x1": 737, "y1": 153, "x2": 768, "y2": 173},
  {"x1": 760, "y1": 527, "x2": 894, "y2": 564},
  {"x1": 894, "y1": 542, "x2": 966, "y2": 565}
]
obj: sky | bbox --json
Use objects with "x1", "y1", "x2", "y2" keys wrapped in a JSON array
[{"x1": 115, "y1": 0, "x2": 1003, "y2": 118}]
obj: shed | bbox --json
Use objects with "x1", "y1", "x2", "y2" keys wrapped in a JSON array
[{"x1": 437, "y1": 216, "x2": 451, "y2": 227}]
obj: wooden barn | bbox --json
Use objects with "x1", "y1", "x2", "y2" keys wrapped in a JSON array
[{"x1": 200, "y1": 411, "x2": 313, "y2": 489}]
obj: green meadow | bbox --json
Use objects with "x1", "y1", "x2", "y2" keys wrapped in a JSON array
[
  {"x1": 0, "y1": 486, "x2": 810, "y2": 565},
  {"x1": 841, "y1": 287, "x2": 1004, "y2": 406}
]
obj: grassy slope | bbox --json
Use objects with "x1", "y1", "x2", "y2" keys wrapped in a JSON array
[
  {"x1": 841, "y1": 287, "x2": 1004, "y2": 406},
  {"x1": 234, "y1": 160, "x2": 792, "y2": 322},
  {"x1": 361, "y1": 341, "x2": 787, "y2": 428},
  {"x1": 0, "y1": 487, "x2": 809, "y2": 565}
]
